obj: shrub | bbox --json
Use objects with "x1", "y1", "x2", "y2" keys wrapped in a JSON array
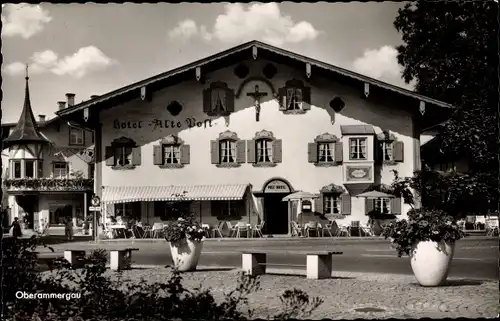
[{"x1": 2, "y1": 236, "x2": 323, "y2": 321}]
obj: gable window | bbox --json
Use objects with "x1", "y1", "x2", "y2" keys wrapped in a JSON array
[
  {"x1": 279, "y1": 79, "x2": 311, "y2": 114},
  {"x1": 12, "y1": 160, "x2": 21, "y2": 179},
  {"x1": 53, "y1": 162, "x2": 68, "y2": 178},
  {"x1": 69, "y1": 127, "x2": 84, "y2": 145},
  {"x1": 203, "y1": 81, "x2": 235, "y2": 116},
  {"x1": 324, "y1": 195, "x2": 340, "y2": 214},
  {"x1": 25, "y1": 160, "x2": 35, "y2": 178},
  {"x1": 349, "y1": 138, "x2": 367, "y2": 160},
  {"x1": 105, "y1": 137, "x2": 142, "y2": 170},
  {"x1": 153, "y1": 135, "x2": 190, "y2": 168},
  {"x1": 308, "y1": 133, "x2": 341, "y2": 167},
  {"x1": 374, "y1": 198, "x2": 391, "y2": 214},
  {"x1": 211, "y1": 131, "x2": 245, "y2": 168},
  {"x1": 376, "y1": 131, "x2": 404, "y2": 165},
  {"x1": 247, "y1": 130, "x2": 282, "y2": 167}
]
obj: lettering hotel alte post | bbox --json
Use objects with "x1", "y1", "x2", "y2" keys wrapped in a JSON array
[{"x1": 113, "y1": 117, "x2": 214, "y2": 131}]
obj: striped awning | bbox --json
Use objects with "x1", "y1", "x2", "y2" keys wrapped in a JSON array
[{"x1": 102, "y1": 184, "x2": 250, "y2": 204}]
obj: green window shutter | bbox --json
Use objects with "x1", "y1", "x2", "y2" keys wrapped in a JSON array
[
  {"x1": 210, "y1": 140, "x2": 220, "y2": 164},
  {"x1": 236, "y1": 140, "x2": 246, "y2": 163},
  {"x1": 131, "y1": 147, "x2": 142, "y2": 166},
  {"x1": 315, "y1": 195, "x2": 324, "y2": 214},
  {"x1": 180, "y1": 145, "x2": 190, "y2": 164},
  {"x1": 365, "y1": 198, "x2": 374, "y2": 214},
  {"x1": 334, "y1": 142, "x2": 343, "y2": 163},
  {"x1": 341, "y1": 193, "x2": 351, "y2": 215},
  {"x1": 105, "y1": 146, "x2": 115, "y2": 166},
  {"x1": 391, "y1": 197, "x2": 402, "y2": 215},
  {"x1": 226, "y1": 89, "x2": 235, "y2": 112},
  {"x1": 272, "y1": 139, "x2": 282, "y2": 163},
  {"x1": 393, "y1": 141, "x2": 404, "y2": 162},
  {"x1": 153, "y1": 145, "x2": 163, "y2": 165},
  {"x1": 247, "y1": 140, "x2": 256, "y2": 163},
  {"x1": 308, "y1": 142, "x2": 318, "y2": 163},
  {"x1": 374, "y1": 139, "x2": 382, "y2": 164},
  {"x1": 302, "y1": 87, "x2": 311, "y2": 110},
  {"x1": 203, "y1": 89, "x2": 211, "y2": 113},
  {"x1": 278, "y1": 87, "x2": 286, "y2": 111}
]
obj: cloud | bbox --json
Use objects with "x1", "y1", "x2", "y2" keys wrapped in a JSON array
[
  {"x1": 3, "y1": 46, "x2": 117, "y2": 79},
  {"x1": 1, "y1": 4, "x2": 52, "y2": 39},
  {"x1": 352, "y1": 46, "x2": 402, "y2": 79},
  {"x1": 168, "y1": 3, "x2": 320, "y2": 46}
]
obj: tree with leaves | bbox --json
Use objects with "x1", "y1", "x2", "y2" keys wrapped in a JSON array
[{"x1": 394, "y1": 1, "x2": 499, "y2": 214}]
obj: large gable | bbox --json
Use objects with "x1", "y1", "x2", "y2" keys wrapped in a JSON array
[{"x1": 56, "y1": 40, "x2": 454, "y2": 124}]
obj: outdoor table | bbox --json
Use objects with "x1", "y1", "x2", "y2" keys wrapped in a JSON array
[{"x1": 109, "y1": 225, "x2": 128, "y2": 238}]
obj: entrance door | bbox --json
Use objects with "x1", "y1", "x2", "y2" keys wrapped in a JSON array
[
  {"x1": 263, "y1": 193, "x2": 289, "y2": 235},
  {"x1": 17, "y1": 195, "x2": 38, "y2": 229}
]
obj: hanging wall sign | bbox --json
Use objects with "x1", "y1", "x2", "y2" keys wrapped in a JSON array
[{"x1": 264, "y1": 180, "x2": 291, "y2": 193}]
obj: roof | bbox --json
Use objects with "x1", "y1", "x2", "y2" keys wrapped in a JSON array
[
  {"x1": 340, "y1": 125, "x2": 375, "y2": 135},
  {"x1": 56, "y1": 40, "x2": 454, "y2": 118},
  {"x1": 101, "y1": 184, "x2": 250, "y2": 204},
  {"x1": 3, "y1": 75, "x2": 50, "y2": 147}
]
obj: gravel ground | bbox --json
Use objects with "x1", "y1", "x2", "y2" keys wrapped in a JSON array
[{"x1": 39, "y1": 265, "x2": 499, "y2": 319}]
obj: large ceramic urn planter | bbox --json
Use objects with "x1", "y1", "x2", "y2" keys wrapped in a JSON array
[
  {"x1": 169, "y1": 239, "x2": 203, "y2": 272},
  {"x1": 410, "y1": 240, "x2": 455, "y2": 286}
]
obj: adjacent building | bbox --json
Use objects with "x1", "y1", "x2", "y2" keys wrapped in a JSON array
[
  {"x1": 1, "y1": 72, "x2": 94, "y2": 234},
  {"x1": 54, "y1": 40, "x2": 453, "y2": 235}
]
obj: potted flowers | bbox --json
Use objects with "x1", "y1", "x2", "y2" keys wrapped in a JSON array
[{"x1": 164, "y1": 214, "x2": 205, "y2": 272}]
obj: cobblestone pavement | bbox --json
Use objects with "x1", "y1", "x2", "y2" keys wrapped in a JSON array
[{"x1": 41, "y1": 266, "x2": 499, "y2": 319}]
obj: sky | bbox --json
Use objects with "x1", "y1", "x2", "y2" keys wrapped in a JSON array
[{"x1": 1, "y1": 2, "x2": 413, "y2": 124}]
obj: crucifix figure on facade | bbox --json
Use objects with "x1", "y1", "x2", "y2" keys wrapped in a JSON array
[{"x1": 247, "y1": 85, "x2": 268, "y2": 122}]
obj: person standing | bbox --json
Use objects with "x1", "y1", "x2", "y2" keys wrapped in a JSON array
[
  {"x1": 65, "y1": 216, "x2": 74, "y2": 241},
  {"x1": 10, "y1": 217, "x2": 22, "y2": 238}
]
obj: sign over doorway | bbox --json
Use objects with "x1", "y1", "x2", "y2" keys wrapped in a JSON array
[{"x1": 264, "y1": 180, "x2": 291, "y2": 193}]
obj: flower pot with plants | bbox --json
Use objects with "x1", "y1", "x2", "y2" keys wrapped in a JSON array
[
  {"x1": 382, "y1": 208, "x2": 466, "y2": 286},
  {"x1": 164, "y1": 215, "x2": 205, "y2": 272}
]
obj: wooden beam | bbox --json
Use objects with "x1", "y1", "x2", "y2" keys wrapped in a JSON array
[
  {"x1": 140, "y1": 86, "x2": 147, "y2": 101},
  {"x1": 419, "y1": 101, "x2": 426, "y2": 115},
  {"x1": 83, "y1": 107, "x2": 90, "y2": 122},
  {"x1": 306, "y1": 63, "x2": 311, "y2": 78},
  {"x1": 252, "y1": 45, "x2": 258, "y2": 60},
  {"x1": 195, "y1": 67, "x2": 201, "y2": 81},
  {"x1": 364, "y1": 83, "x2": 370, "y2": 98}
]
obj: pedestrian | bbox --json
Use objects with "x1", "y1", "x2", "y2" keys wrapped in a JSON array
[
  {"x1": 10, "y1": 217, "x2": 22, "y2": 239},
  {"x1": 65, "y1": 217, "x2": 74, "y2": 241}
]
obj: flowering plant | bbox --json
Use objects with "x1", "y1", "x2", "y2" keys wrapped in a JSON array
[
  {"x1": 382, "y1": 208, "x2": 466, "y2": 257},
  {"x1": 164, "y1": 214, "x2": 205, "y2": 246}
]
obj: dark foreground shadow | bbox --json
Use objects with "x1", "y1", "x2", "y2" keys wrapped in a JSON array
[
  {"x1": 266, "y1": 272, "x2": 355, "y2": 280},
  {"x1": 163, "y1": 265, "x2": 235, "y2": 272},
  {"x1": 410, "y1": 279, "x2": 488, "y2": 287}
]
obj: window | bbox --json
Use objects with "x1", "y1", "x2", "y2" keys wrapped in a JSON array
[
  {"x1": 211, "y1": 89, "x2": 227, "y2": 112},
  {"x1": 163, "y1": 145, "x2": 180, "y2": 164},
  {"x1": 49, "y1": 204, "x2": 72, "y2": 225},
  {"x1": 381, "y1": 142, "x2": 393, "y2": 161},
  {"x1": 256, "y1": 139, "x2": 272, "y2": 163},
  {"x1": 374, "y1": 198, "x2": 391, "y2": 214},
  {"x1": 115, "y1": 146, "x2": 133, "y2": 166},
  {"x1": 115, "y1": 202, "x2": 140, "y2": 219},
  {"x1": 203, "y1": 81, "x2": 235, "y2": 115},
  {"x1": 69, "y1": 127, "x2": 84, "y2": 145},
  {"x1": 220, "y1": 140, "x2": 236, "y2": 164},
  {"x1": 324, "y1": 195, "x2": 340, "y2": 214},
  {"x1": 222, "y1": 201, "x2": 238, "y2": 218},
  {"x1": 154, "y1": 201, "x2": 190, "y2": 220},
  {"x1": 53, "y1": 162, "x2": 68, "y2": 178},
  {"x1": 349, "y1": 138, "x2": 367, "y2": 160},
  {"x1": 25, "y1": 160, "x2": 35, "y2": 178},
  {"x1": 318, "y1": 143, "x2": 334, "y2": 163},
  {"x1": 12, "y1": 160, "x2": 21, "y2": 179},
  {"x1": 286, "y1": 88, "x2": 302, "y2": 110},
  {"x1": 38, "y1": 160, "x2": 43, "y2": 178}
]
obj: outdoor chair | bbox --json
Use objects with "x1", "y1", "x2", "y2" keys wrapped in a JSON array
[
  {"x1": 252, "y1": 221, "x2": 264, "y2": 237},
  {"x1": 290, "y1": 221, "x2": 304, "y2": 237},
  {"x1": 305, "y1": 221, "x2": 319, "y2": 237},
  {"x1": 131, "y1": 225, "x2": 144, "y2": 238},
  {"x1": 234, "y1": 222, "x2": 250, "y2": 238},
  {"x1": 151, "y1": 223, "x2": 164, "y2": 239},
  {"x1": 226, "y1": 222, "x2": 238, "y2": 237},
  {"x1": 212, "y1": 222, "x2": 224, "y2": 238},
  {"x1": 319, "y1": 222, "x2": 333, "y2": 237},
  {"x1": 350, "y1": 221, "x2": 361, "y2": 237},
  {"x1": 486, "y1": 219, "x2": 499, "y2": 236},
  {"x1": 360, "y1": 225, "x2": 373, "y2": 237},
  {"x1": 336, "y1": 225, "x2": 350, "y2": 237}
]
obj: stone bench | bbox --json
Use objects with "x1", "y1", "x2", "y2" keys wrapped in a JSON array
[
  {"x1": 241, "y1": 250, "x2": 343, "y2": 280},
  {"x1": 110, "y1": 248, "x2": 139, "y2": 271},
  {"x1": 64, "y1": 250, "x2": 86, "y2": 268}
]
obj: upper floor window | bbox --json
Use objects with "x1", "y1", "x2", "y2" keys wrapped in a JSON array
[
  {"x1": 349, "y1": 138, "x2": 367, "y2": 160},
  {"x1": 308, "y1": 133, "x2": 341, "y2": 166},
  {"x1": 279, "y1": 79, "x2": 311, "y2": 114},
  {"x1": 69, "y1": 127, "x2": 84, "y2": 145},
  {"x1": 211, "y1": 131, "x2": 245, "y2": 168},
  {"x1": 25, "y1": 160, "x2": 35, "y2": 178},
  {"x1": 53, "y1": 162, "x2": 68, "y2": 178},
  {"x1": 153, "y1": 135, "x2": 190, "y2": 168},
  {"x1": 10, "y1": 159, "x2": 41, "y2": 179},
  {"x1": 12, "y1": 160, "x2": 21, "y2": 179},
  {"x1": 376, "y1": 131, "x2": 404, "y2": 164},
  {"x1": 105, "y1": 137, "x2": 142, "y2": 170},
  {"x1": 203, "y1": 81, "x2": 235, "y2": 116},
  {"x1": 247, "y1": 130, "x2": 282, "y2": 167}
]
